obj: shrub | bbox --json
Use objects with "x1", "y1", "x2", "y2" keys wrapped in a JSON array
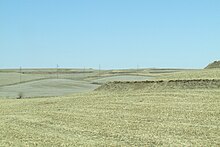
[{"x1": 17, "y1": 92, "x2": 23, "y2": 99}]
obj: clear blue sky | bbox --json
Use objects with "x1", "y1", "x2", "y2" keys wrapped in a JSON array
[{"x1": 0, "y1": 0, "x2": 219, "y2": 69}]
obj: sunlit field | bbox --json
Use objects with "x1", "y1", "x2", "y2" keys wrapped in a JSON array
[
  {"x1": 1, "y1": 0, "x2": 220, "y2": 146},
  {"x1": 0, "y1": 68, "x2": 219, "y2": 146}
]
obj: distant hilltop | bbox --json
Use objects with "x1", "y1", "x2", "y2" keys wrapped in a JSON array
[{"x1": 205, "y1": 61, "x2": 220, "y2": 69}]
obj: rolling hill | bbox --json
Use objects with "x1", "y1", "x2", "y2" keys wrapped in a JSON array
[{"x1": 205, "y1": 61, "x2": 220, "y2": 69}]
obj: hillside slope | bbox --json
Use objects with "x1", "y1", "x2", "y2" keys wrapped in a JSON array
[
  {"x1": 205, "y1": 61, "x2": 220, "y2": 69},
  {"x1": 96, "y1": 79, "x2": 220, "y2": 92},
  {"x1": 0, "y1": 79, "x2": 99, "y2": 98}
]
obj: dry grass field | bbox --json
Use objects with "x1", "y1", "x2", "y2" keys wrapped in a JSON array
[
  {"x1": 0, "y1": 68, "x2": 220, "y2": 146},
  {"x1": 0, "y1": 68, "x2": 171, "y2": 98}
]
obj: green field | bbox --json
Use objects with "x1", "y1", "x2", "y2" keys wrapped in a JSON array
[
  {"x1": 0, "y1": 68, "x2": 184, "y2": 98},
  {"x1": 0, "y1": 79, "x2": 99, "y2": 98},
  {"x1": 0, "y1": 68, "x2": 220, "y2": 146}
]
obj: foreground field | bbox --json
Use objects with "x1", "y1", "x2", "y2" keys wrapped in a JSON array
[
  {"x1": 0, "y1": 68, "x2": 220, "y2": 146},
  {"x1": 0, "y1": 88, "x2": 219, "y2": 146}
]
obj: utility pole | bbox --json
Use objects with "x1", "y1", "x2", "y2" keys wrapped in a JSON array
[
  {"x1": 18, "y1": 66, "x2": 23, "y2": 99},
  {"x1": 83, "y1": 66, "x2": 86, "y2": 78},
  {"x1": 99, "y1": 64, "x2": 101, "y2": 78},
  {"x1": 137, "y1": 64, "x2": 139, "y2": 76},
  {"x1": 19, "y1": 66, "x2": 22, "y2": 84},
  {"x1": 83, "y1": 66, "x2": 85, "y2": 73},
  {"x1": 56, "y1": 64, "x2": 59, "y2": 79}
]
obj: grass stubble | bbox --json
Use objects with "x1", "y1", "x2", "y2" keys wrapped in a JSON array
[
  {"x1": 0, "y1": 68, "x2": 220, "y2": 146},
  {"x1": 0, "y1": 88, "x2": 219, "y2": 146}
]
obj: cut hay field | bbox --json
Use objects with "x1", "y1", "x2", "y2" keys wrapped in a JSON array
[
  {"x1": 159, "y1": 69, "x2": 220, "y2": 80},
  {"x1": 0, "y1": 68, "x2": 166, "y2": 98},
  {"x1": 0, "y1": 79, "x2": 99, "y2": 98},
  {"x1": 91, "y1": 75, "x2": 152, "y2": 84},
  {"x1": 0, "y1": 68, "x2": 220, "y2": 146},
  {"x1": 0, "y1": 89, "x2": 219, "y2": 146}
]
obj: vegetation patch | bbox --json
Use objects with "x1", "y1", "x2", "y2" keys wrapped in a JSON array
[
  {"x1": 96, "y1": 79, "x2": 220, "y2": 91},
  {"x1": 205, "y1": 60, "x2": 220, "y2": 69}
]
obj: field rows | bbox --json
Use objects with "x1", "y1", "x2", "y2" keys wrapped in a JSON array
[{"x1": 0, "y1": 89, "x2": 219, "y2": 146}]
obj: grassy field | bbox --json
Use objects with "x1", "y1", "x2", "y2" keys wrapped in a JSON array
[
  {"x1": 0, "y1": 68, "x2": 181, "y2": 98},
  {"x1": 0, "y1": 68, "x2": 220, "y2": 146},
  {"x1": 0, "y1": 89, "x2": 219, "y2": 146},
  {"x1": 91, "y1": 75, "x2": 152, "y2": 84},
  {"x1": 159, "y1": 69, "x2": 220, "y2": 80},
  {"x1": 0, "y1": 79, "x2": 99, "y2": 98}
]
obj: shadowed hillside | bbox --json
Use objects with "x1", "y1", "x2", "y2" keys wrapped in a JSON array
[
  {"x1": 205, "y1": 61, "x2": 220, "y2": 69},
  {"x1": 96, "y1": 79, "x2": 220, "y2": 92}
]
